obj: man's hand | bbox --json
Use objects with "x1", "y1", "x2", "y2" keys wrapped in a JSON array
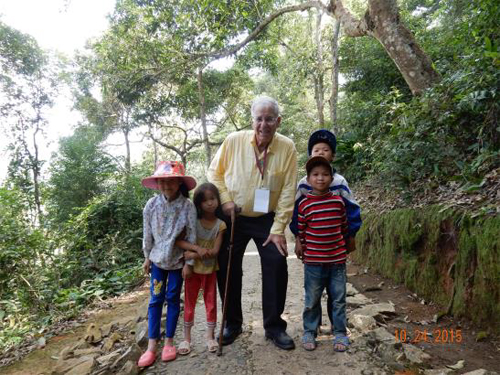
[
  {"x1": 294, "y1": 238, "x2": 304, "y2": 260},
  {"x1": 182, "y1": 264, "x2": 193, "y2": 279},
  {"x1": 142, "y1": 258, "x2": 151, "y2": 275},
  {"x1": 222, "y1": 201, "x2": 236, "y2": 217},
  {"x1": 263, "y1": 234, "x2": 288, "y2": 257}
]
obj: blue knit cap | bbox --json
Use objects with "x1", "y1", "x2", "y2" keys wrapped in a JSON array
[{"x1": 307, "y1": 129, "x2": 337, "y2": 156}]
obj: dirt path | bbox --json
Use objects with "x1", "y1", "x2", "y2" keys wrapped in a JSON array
[{"x1": 1, "y1": 241, "x2": 499, "y2": 375}]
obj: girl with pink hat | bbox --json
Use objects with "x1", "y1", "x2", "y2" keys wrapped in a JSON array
[{"x1": 138, "y1": 161, "x2": 200, "y2": 367}]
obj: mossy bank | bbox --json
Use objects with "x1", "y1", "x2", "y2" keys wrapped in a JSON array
[{"x1": 352, "y1": 206, "x2": 500, "y2": 332}]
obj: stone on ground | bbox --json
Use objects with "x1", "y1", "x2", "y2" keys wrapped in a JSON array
[{"x1": 350, "y1": 314, "x2": 377, "y2": 331}]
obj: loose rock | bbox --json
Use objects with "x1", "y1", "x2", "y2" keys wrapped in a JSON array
[
  {"x1": 111, "y1": 343, "x2": 141, "y2": 369},
  {"x1": 462, "y1": 370, "x2": 499, "y2": 375},
  {"x1": 346, "y1": 283, "x2": 359, "y2": 296},
  {"x1": 350, "y1": 315, "x2": 377, "y2": 332},
  {"x1": 347, "y1": 294, "x2": 373, "y2": 307},
  {"x1": 65, "y1": 358, "x2": 95, "y2": 375},
  {"x1": 403, "y1": 344, "x2": 431, "y2": 364},
  {"x1": 84, "y1": 323, "x2": 102, "y2": 344},
  {"x1": 102, "y1": 332, "x2": 121, "y2": 352},
  {"x1": 73, "y1": 347, "x2": 102, "y2": 357},
  {"x1": 348, "y1": 303, "x2": 396, "y2": 320},
  {"x1": 119, "y1": 360, "x2": 139, "y2": 375},
  {"x1": 446, "y1": 359, "x2": 465, "y2": 370},
  {"x1": 134, "y1": 321, "x2": 148, "y2": 348},
  {"x1": 424, "y1": 369, "x2": 453, "y2": 375}
]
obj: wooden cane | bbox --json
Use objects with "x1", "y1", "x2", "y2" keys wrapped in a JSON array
[{"x1": 217, "y1": 208, "x2": 236, "y2": 356}]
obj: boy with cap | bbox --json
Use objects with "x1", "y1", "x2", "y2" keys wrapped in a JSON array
[
  {"x1": 290, "y1": 129, "x2": 361, "y2": 336},
  {"x1": 297, "y1": 156, "x2": 350, "y2": 352}
]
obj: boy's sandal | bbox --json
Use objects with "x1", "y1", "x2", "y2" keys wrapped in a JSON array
[
  {"x1": 161, "y1": 345, "x2": 177, "y2": 361},
  {"x1": 301, "y1": 332, "x2": 317, "y2": 351},
  {"x1": 333, "y1": 335, "x2": 350, "y2": 352},
  {"x1": 178, "y1": 341, "x2": 191, "y2": 355},
  {"x1": 207, "y1": 339, "x2": 218, "y2": 353},
  {"x1": 137, "y1": 350, "x2": 156, "y2": 367}
]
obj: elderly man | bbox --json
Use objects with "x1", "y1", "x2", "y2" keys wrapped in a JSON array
[{"x1": 207, "y1": 96, "x2": 297, "y2": 350}]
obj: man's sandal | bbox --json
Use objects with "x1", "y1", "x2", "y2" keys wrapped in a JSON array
[
  {"x1": 302, "y1": 332, "x2": 317, "y2": 351},
  {"x1": 178, "y1": 341, "x2": 191, "y2": 355},
  {"x1": 207, "y1": 339, "x2": 218, "y2": 353},
  {"x1": 333, "y1": 335, "x2": 350, "y2": 352}
]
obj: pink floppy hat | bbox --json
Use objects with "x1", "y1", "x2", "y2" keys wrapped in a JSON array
[{"x1": 141, "y1": 161, "x2": 197, "y2": 191}]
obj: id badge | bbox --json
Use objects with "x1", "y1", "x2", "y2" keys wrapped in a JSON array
[{"x1": 253, "y1": 188, "x2": 270, "y2": 213}]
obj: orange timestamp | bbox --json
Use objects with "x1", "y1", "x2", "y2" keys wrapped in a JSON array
[{"x1": 394, "y1": 328, "x2": 463, "y2": 344}]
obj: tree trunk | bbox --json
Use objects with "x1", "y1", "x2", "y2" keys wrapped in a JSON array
[
  {"x1": 197, "y1": 67, "x2": 211, "y2": 167},
  {"x1": 123, "y1": 126, "x2": 131, "y2": 174},
  {"x1": 367, "y1": 0, "x2": 440, "y2": 95},
  {"x1": 329, "y1": 0, "x2": 440, "y2": 94},
  {"x1": 32, "y1": 123, "x2": 42, "y2": 224},
  {"x1": 314, "y1": 10, "x2": 325, "y2": 127},
  {"x1": 330, "y1": 19, "x2": 341, "y2": 135},
  {"x1": 202, "y1": 0, "x2": 440, "y2": 95}
]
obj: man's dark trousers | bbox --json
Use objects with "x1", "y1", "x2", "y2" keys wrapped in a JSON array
[{"x1": 217, "y1": 212, "x2": 288, "y2": 335}]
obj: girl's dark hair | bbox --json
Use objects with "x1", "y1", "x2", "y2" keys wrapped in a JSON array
[
  {"x1": 193, "y1": 182, "x2": 221, "y2": 218},
  {"x1": 179, "y1": 182, "x2": 189, "y2": 198}
]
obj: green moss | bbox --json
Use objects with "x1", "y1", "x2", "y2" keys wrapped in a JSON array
[{"x1": 354, "y1": 206, "x2": 500, "y2": 332}]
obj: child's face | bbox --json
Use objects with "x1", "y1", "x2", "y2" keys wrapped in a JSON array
[
  {"x1": 158, "y1": 178, "x2": 181, "y2": 199},
  {"x1": 307, "y1": 165, "x2": 333, "y2": 194},
  {"x1": 201, "y1": 189, "x2": 219, "y2": 215},
  {"x1": 311, "y1": 142, "x2": 334, "y2": 162}
]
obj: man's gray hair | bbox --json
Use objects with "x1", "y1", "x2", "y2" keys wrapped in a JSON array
[{"x1": 251, "y1": 96, "x2": 281, "y2": 118}]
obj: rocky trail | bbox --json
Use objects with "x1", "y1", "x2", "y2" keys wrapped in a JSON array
[{"x1": 1, "y1": 241, "x2": 499, "y2": 375}]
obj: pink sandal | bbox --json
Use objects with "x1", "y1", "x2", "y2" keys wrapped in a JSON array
[
  {"x1": 161, "y1": 345, "x2": 177, "y2": 362},
  {"x1": 137, "y1": 350, "x2": 156, "y2": 367}
]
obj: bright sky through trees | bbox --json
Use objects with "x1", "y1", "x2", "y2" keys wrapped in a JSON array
[{"x1": 0, "y1": 0, "x2": 115, "y2": 180}]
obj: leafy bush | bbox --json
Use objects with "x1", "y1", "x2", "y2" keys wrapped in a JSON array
[
  {"x1": 336, "y1": 0, "x2": 499, "y2": 189},
  {"x1": 59, "y1": 168, "x2": 152, "y2": 286}
]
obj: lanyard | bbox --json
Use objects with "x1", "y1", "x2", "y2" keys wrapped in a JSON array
[{"x1": 253, "y1": 145, "x2": 268, "y2": 181}]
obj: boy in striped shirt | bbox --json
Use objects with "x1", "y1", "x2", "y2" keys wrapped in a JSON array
[{"x1": 296, "y1": 156, "x2": 350, "y2": 352}]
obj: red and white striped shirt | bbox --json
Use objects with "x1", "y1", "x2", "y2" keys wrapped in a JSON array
[{"x1": 297, "y1": 191, "x2": 348, "y2": 265}]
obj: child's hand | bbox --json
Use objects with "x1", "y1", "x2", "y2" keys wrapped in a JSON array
[
  {"x1": 142, "y1": 259, "x2": 151, "y2": 275},
  {"x1": 294, "y1": 239, "x2": 304, "y2": 260},
  {"x1": 184, "y1": 251, "x2": 198, "y2": 260},
  {"x1": 207, "y1": 248, "x2": 217, "y2": 258},
  {"x1": 346, "y1": 237, "x2": 356, "y2": 254},
  {"x1": 196, "y1": 246, "x2": 210, "y2": 259},
  {"x1": 182, "y1": 264, "x2": 193, "y2": 279}
]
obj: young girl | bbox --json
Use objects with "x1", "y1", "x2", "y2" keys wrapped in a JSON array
[
  {"x1": 175, "y1": 182, "x2": 226, "y2": 355},
  {"x1": 138, "y1": 161, "x2": 201, "y2": 368}
]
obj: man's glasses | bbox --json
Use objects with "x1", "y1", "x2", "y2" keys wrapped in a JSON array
[{"x1": 253, "y1": 116, "x2": 277, "y2": 124}]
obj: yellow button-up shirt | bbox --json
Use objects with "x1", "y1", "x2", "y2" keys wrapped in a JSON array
[{"x1": 207, "y1": 130, "x2": 297, "y2": 235}]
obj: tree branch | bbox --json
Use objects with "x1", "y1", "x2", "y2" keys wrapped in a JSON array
[
  {"x1": 328, "y1": 0, "x2": 368, "y2": 37},
  {"x1": 196, "y1": 1, "x2": 329, "y2": 60}
]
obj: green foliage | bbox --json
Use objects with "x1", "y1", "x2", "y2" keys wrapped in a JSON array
[
  {"x1": 0, "y1": 20, "x2": 44, "y2": 78},
  {"x1": 46, "y1": 126, "x2": 118, "y2": 224},
  {"x1": 58, "y1": 168, "x2": 151, "y2": 286},
  {"x1": 336, "y1": 0, "x2": 500, "y2": 188},
  {"x1": 0, "y1": 187, "x2": 47, "y2": 303}
]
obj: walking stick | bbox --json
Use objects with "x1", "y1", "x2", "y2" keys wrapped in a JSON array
[{"x1": 217, "y1": 208, "x2": 236, "y2": 356}]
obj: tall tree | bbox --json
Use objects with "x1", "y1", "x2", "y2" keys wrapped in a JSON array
[
  {"x1": 1, "y1": 21, "x2": 59, "y2": 223},
  {"x1": 46, "y1": 126, "x2": 117, "y2": 224},
  {"x1": 329, "y1": 19, "x2": 341, "y2": 133},
  {"x1": 198, "y1": 0, "x2": 440, "y2": 95}
]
